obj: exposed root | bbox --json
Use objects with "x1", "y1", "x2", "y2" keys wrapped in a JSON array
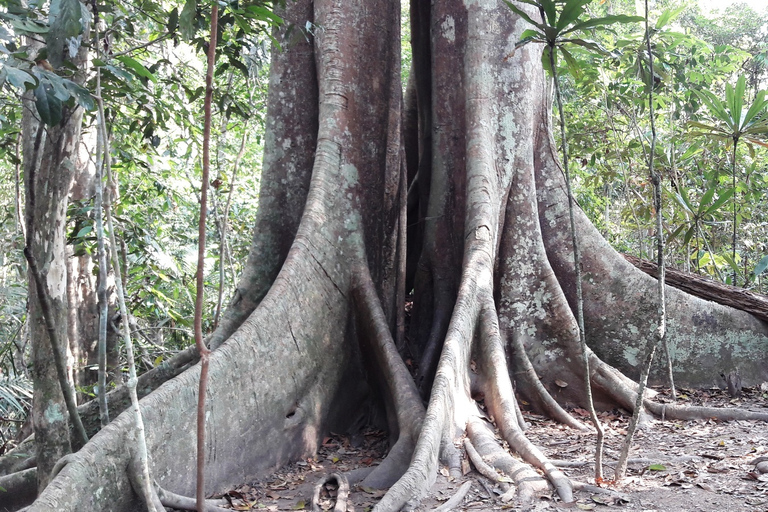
[
  {"x1": 361, "y1": 437, "x2": 417, "y2": 489},
  {"x1": 440, "y1": 431, "x2": 462, "y2": 479},
  {"x1": 432, "y1": 480, "x2": 472, "y2": 512},
  {"x1": 644, "y1": 401, "x2": 768, "y2": 422},
  {"x1": 155, "y1": 484, "x2": 231, "y2": 512},
  {"x1": 485, "y1": 300, "x2": 587, "y2": 432},
  {"x1": 50, "y1": 453, "x2": 77, "y2": 480},
  {"x1": 373, "y1": 259, "x2": 483, "y2": 512},
  {"x1": 311, "y1": 472, "x2": 349, "y2": 512},
  {"x1": 474, "y1": 297, "x2": 573, "y2": 502},
  {"x1": 353, "y1": 267, "x2": 424, "y2": 488},
  {"x1": 572, "y1": 480, "x2": 625, "y2": 497},
  {"x1": 592, "y1": 355, "x2": 768, "y2": 422},
  {"x1": 462, "y1": 438, "x2": 512, "y2": 484},
  {"x1": 0, "y1": 450, "x2": 36, "y2": 476},
  {"x1": 78, "y1": 345, "x2": 198, "y2": 435},
  {"x1": 127, "y1": 456, "x2": 164, "y2": 512},
  {"x1": 414, "y1": 291, "x2": 454, "y2": 398},
  {"x1": 466, "y1": 417, "x2": 548, "y2": 505},
  {"x1": 496, "y1": 419, "x2": 573, "y2": 502},
  {"x1": 0, "y1": 467, "x2": 37, "y2": 510}
]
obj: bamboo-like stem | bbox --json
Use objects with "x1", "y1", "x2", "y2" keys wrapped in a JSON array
[
  {"x1": 93, "y1": 19, "x2": 110, "y2": 428},
  {"x1": 196, "y1": 2, "x2": 219, "y2": 509},
  {"x1": 214, "y1": 129, "x2": 247, "y2": 329},
  {"x1": 731, "y1": 139, "x2": 738, "y2": 286},
  {"x1": 94, "y1": 69, "x2": 110, "y2": 427},
  {"x1": 615, "y1": 0, "x2": 670, "y2": 479},
  {"x1": 98, "y1": 54, "x2": 162, "y2": 510},
  {"x1": 548, "y1": 41, "x2": 604, "y2": 481}
]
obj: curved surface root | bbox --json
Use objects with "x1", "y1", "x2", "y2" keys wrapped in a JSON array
[
  {"x1": 508, "y1": 330, "x2": 588, "y2": 431},
  {"x1": 353, "y1": 268, "x2": 425, "y2": 489},
  {"x1": 592, "y1": 356, "x2": 768, "y2": 422},
  {"x1": 0, "y1": 467, "x2": 37, "y2": 510},
  {"x1": 156, "y1": 484, "x2": 231, "y2": 512}
]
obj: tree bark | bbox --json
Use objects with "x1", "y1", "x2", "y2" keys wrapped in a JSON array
[{"x1": 24, "y1": 89, "x2": 86, "y2": 493}]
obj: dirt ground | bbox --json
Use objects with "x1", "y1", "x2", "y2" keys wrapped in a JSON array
[{"x1": 208, "y1": 385, "x2": 768, "y2": 512}]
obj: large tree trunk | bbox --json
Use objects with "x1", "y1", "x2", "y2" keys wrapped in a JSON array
[{"x1": 23, "y1": 1, "x2": 768, "y2": 510}]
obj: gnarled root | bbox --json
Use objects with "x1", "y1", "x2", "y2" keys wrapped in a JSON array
[
  {"x1": 155, "y1": 484, "x2": 231, "y2": 512},
  {"x1": 311, "y1": 472, "x2": 349, "y2": 512},
  {"x1": 465, "y1": 418, "x2": 548, "y2": 504}
]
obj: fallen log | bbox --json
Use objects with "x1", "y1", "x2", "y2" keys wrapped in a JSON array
[{"x1": 623, "y1": 254, "x2": 768, "y2": 324}]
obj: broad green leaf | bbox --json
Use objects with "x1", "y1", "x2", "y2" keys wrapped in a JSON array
[
  {"x1": 167, "y1": 7, "x2": 179, "y2": 33},
  {"x1": 721, "y1": 253, "x2": 740, "y2": 274},
  {"x1": 560, "y1": 38, "x2": 606, "y2": 54},
  {"x1": 104, "y1": 64, "x2": 134, "y2": 83},
  {"x1": 504, "y1": 1, "x2": 547, "y2": 33},
  {"x1": 179, "y1": 0, "x2": 197, "y2": 41},
  {"x1": 38, "y1": 70, "x2": 71, "y2": 101},
  {"x1": 63, "y1": 79, "x2": 95, "y2": 111},
  {"x1": 682, "y1": 226, "x2": 695, "y2": 247},
  {"x1": 680, "y1": 143, "x2": 703, "y2": 160},
  {"x1": 244, "y1": 5, "x2": 283, "y2": 25},
  {"x1": 564, "y1": 14, "x2": 643, "y2": 35},
  {"x1": 560, "y1": 46, "x2": 581, "y2": 79},
  {"x1": 557, "y1": 0, "x2": 591, "y2": 31},
  {"x1": 667, "y1": 223, "x2": 686, "y2": 243},
  {"x1": 697, "y1": 89, "x2": 733, "y2": 129},
  {"x1": 742, "y1": 90, "x2": 768, "y2": 128},
  {"x1": 76, "y1": 225, "x2": 92, "y2": 238},
  {"x1": 542, "y1": 0, "x2": 557, "y2": 28},
  {"x1": 648, "y1": 464, "x2": 666, "y2": 471},
  {"x1": 754, "y1": 255, "x2": 768, "y2": 277},
  {"x1": 34, "y1": 81, "x2": 63, "y2": 126},
  {"x1": 47, "y1": 0, "x2": 86, "y2": 68},
  {"x1": 115, "y1": 56, "x2": 157, "y2": 83},
  {"x1": 677, "y1": 187, "x2": 693, "y2": 212},
  {"x1": 2, "y1": 65, "x2": 37, "y2": 90},
  {"x1": 730, "y1": 75, "x2": 746, "y2": 130},
  {"x1": 698, "y1": 187, "x2": 715, "y2": 212},
  {"x1": 11, "y1": 19, "x2": 49, "y2": 34},
  {"x1": 520, "y1": 28, "x2": 543, "y2": 41},
  {"x1": 705, "y1": 188, "x2": 734, "y2": 215},
  {"x1": 656, "y1": 6, "x2": 686, "y2": 30}
]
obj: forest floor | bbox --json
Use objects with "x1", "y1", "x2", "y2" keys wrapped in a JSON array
[{"x1": 206, "y1": 385, "x2": 768, "y2": 512}]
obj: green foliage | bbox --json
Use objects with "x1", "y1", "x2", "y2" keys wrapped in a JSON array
[
  {"x1": 689, "y1": 75, "x2": 768, "y2": 149},
  {"x1": 505, "y1": 0, "x2": 643, "y2": 74},
  {"x1": 547, "y1": 0, "x2": 768, "y2": 288}
]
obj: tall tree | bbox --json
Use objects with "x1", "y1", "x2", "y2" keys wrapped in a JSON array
[
  {"x1": 22, "y1": 0, "x2": 92, "y2": 490},
  {"x1": 21, "y1": 1, "x2": 768, "y2": 510}
]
